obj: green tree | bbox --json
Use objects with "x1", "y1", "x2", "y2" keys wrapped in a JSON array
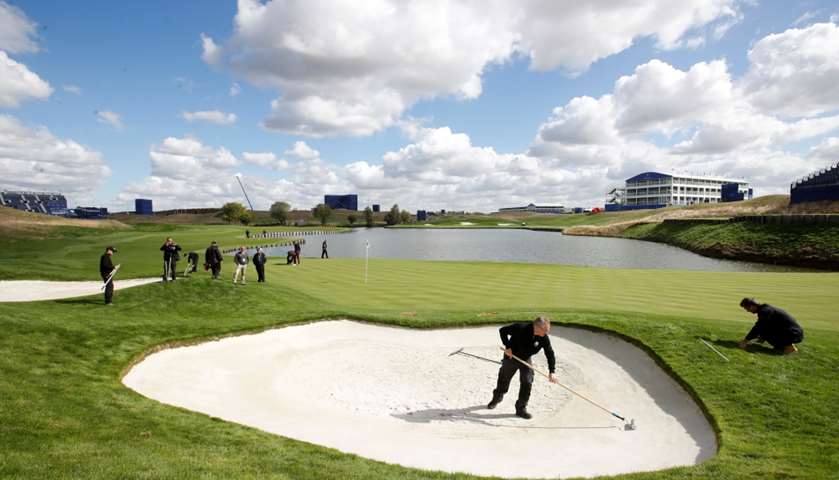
[
  {"x1": 384, "y1": 204, "x2": 401, "y2": 225},
  {"x1": 220, "y1": 202, "x2": 247, "y2": 223},
  {"x1": 312, "y1": 203, "x2": 333, "y2": 226},
  {"x1": 239, "y1": 210, "x2": 254, "y2": 225},
  {"x1": 364, "y1": 206, "x2": 374, "y2": 227},
  {"x1": 270, "y1": 201, "x2": 290, "y2": 225},
  {"x1": 347, "y1": 213, "x2": 357, "y2": 226},
  {"x1": 400, "y1": 210, "x2": 412, "y2": 224}
]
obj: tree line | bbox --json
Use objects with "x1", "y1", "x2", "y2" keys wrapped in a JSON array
[{"x1": 219, "y1": 201, "x2": 413, "y2": 227}]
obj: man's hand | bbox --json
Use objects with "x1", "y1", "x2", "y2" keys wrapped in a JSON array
[
  {"x1": 738, "y1": 340, "x2": 749, "y2": 350},
  {"x1": 504, "y1": 348, "x2": 512, "y2": 359},
  {"x1": 548, "y1": 373, "x2": 558, "y2": 384}
]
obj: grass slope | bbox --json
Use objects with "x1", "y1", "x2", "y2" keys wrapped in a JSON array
[
  {"x1": 0, "y1": 259, "x2": 838, "y2": 479},
  {"x1": 0, "y1": 223, "x2": 343, "y2": 281},
  {"x1": 622, "y1": 222, "x2": 839, "y2": 269},
  {"x1": 1, "y1": 224, "x2": 838, "y2": 479}
]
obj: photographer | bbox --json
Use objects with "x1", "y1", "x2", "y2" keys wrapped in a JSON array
[{"x1": 160, "y1": 237, "x2": 182, "y2": 281}]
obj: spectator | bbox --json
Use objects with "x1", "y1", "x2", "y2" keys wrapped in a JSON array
[
  {"x1": 204, "y1": 241, "x2": 223, "y2": 279},
  {"x1": 160, "y1": 237, "x2": 181, "y2": 282},
  {"x1": 253, "y1": 247, "x2": 267, "y2": 283},
  {"x1": 233, "y1": 246, "x2": 249, "y2": 285}
]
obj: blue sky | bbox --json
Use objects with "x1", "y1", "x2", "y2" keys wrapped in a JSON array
[{"x1": 2, "y1": 1, "x2": 839, "y2": 211}]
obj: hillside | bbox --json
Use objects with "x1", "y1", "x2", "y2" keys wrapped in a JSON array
[{"x1": 0, "y1": 206, "x2": 128, "y2": 236}]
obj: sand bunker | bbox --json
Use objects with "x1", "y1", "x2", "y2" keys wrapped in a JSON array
[
  {"x1": 123, "y1": 320, "x2": 716, "y2": 478},
  {"x1": 0, "y1": 278, "x2": 160, "y2": 302}
]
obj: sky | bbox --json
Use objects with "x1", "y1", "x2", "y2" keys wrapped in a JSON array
[{"x1": 2, "y1": 0, "x2": 839, "y2": 212}]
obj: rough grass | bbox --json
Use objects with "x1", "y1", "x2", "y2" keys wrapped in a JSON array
[
  {"x1": 621, "y1": 222, "x2": 839, "y2": 269},
  {"x1": 0, "y1": 222, "x2": 343, "y2": 281},
  {"x1": 0, "y1": 259, "x2": 837, "y2": 479},
  {"x1": 1, "y1": 223, "x2": 838, "y2": 479}
]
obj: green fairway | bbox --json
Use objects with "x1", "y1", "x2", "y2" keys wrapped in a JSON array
[
  {"x1": 0, "y1": 223, "x2": 344, "y2": 281},
  {"x1": 1, "y1": 224, "x2": 837, "y2": 479}
]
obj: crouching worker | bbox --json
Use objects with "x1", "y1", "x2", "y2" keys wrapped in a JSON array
[
  {"x1": 739, "y1": 298, "x2": 804, "y2": 354},
  {"x1": 487, "y1": 316, "x2": 557, "y2": 419},
  {"x1": 186, "y1": 251, "x2": 199, "y2": 275}
]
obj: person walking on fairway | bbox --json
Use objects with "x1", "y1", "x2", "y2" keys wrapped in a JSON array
[
  {"x1": 253, "y1": 247, "x2": 267, "y2": 283},
  {"x1": 321, "y1": 239, "x2": 328, "y2": 259},
  {"x1": 739, "y1": 298, "x2": 804, "y2": 354},
  {"x1": 487, "y1": 316, "x2": 558, "y2": 419},
  {"x1": 205, "y1": 241, "x2": 223, "y2": 279},
  {"x1": 99, "y1": 246, "x2": 118, "y2": 305},
  {"x1": 160, "y1": 237, "x2": 181, "y2": 281},
  {"x1": 233, "y1": 246, "x2": 249, "y2": 285}
]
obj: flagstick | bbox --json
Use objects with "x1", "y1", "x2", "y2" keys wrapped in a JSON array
[{"x1": 364, "y1": 240, "x2": 370, "y2": 284}]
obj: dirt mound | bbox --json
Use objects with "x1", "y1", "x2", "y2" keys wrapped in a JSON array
[
  {"x1": 564, "y1": 195, "x2": 790, "y2": 236},
  {"x1": 0, "y1": 206, "x2": 128, "y2": 234}
]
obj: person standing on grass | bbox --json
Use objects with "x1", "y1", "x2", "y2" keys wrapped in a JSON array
[
  {"x1": 293, "y1": 240, "x2": 302, "y2": 266},
  {"x1": 487, "y1": 316, "x2": 558, "y2": 419},
  {"x1": 321, "y1": 239, "x2": 328, "y2": 259},
  {"x1": 739, "y1": 298, "x2": 804, "y2": 354},
  {"x1": 233, "y1": 246, "x2": 249, "y2": 285},
  {"x1": 160, "y1": 237, "x2": 181, "y2": 282},
  {"x1": 205, "y1": 241, "x2": 223, "y2": 279},
  {"x1": 253, "y1": 247, "x2": 267, "y2": 283},
  {"x1": 99, "y1": 246, "x2": 118, "y2": 305}
]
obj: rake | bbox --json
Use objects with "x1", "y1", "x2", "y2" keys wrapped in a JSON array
[{"x1": 500, "y1": 347, "x2": 636, "y2": 431}]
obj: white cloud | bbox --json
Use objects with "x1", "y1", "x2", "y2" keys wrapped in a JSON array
[
  {"x1": 792, "y1": 11, "x2": 818, "y2": 27},
  {"x1": 62, "y1": 84, "x2": 82, "y2": 95},
  {"x1": 181, "y1": 110, "x2": 238, "y2": 125},
  {"x1": 0, "y1": 50, "x2": 52, "y2": 107},
  {"x1": 0, "y1": 1, "x2": 39, "y2": 54},
  {"x1": 204, "y1": 0, "x2": 744, "y2": 137},
  {"x1": 229, "y1": 82, "x2": 241, "y2": 97},
  {"x1": 614, "y1": 59, "x2": 734, "y2": 134},
  {"x1": 200, "y1": 33, "x2": 221, "y2": 66},
  {"x1": 744, "y1": 22, "x2": 839, "y2": 117},
  {"x1": 283, "y1": 141, "x2": 320, "y2": 160},
  {"x1": 807, "y1": 137, "x2": 839, "y2": 165},
  {"x1": 0, "y1": 114, "x2": 111, "y2": 203},
  {"x1": 95, "y1": 110, "x2": 124, "y2": 130},
  {"x1": 243, "y1": 151, "x2": 288, "y2": 170}
]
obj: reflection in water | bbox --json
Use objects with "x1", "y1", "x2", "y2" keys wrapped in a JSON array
[{"x1": 263, "y1": 228, "x2": 805, "y2": 272}]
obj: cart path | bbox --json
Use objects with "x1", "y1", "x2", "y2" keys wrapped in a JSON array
[{"x1": 0, "y1": 278, "x2": 161, "y2": 302}]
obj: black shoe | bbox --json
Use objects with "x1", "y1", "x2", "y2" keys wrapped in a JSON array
[
  {"x1": 487, "y1": 397, "x2": 502, "y2": 410},
  {"x1": 515, "y1": 408, "x2": 532, "y2": 420}
]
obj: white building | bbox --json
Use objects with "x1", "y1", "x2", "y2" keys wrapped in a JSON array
[
  {"x1": 499, "y1": 203, "x2": 568, "y2": 214},
  {"x1": 622, "y1": 172, "x2": 751, "y2": 207}
]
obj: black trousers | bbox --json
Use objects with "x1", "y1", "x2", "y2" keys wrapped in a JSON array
[
  {"x1": 255, "y1": 264, "x2": 265, "y2": 282},
  {"x1": 492, "y1": 356, "x2": 534, "y2": 410},
  {"x1": 210, "y1": 263, "x2": 221, "y2": 278},
  {"x1": 322, "y1": 249, "x2": 328, "y2": 259},
  {"x1": 102, "y1": 276, "x2": 113, "y2": 304},
  {"x1": 764, "y1": 329, "x2": 804, "y2": 349},
  {"x1": 163, "y1": 259, "x2": 177, "y2": 280}
]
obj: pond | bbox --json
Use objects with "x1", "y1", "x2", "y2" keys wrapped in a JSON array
[{"x1": 263, "y1": 228, "x2": 805, "y2": 272}]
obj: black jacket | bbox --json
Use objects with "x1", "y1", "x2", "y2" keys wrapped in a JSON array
[
  {"x1": 253, "y1": 252, "x2": 266, "y2": 266},
  {"x1": 205, "y1": 245, "x2": 223, "y2": 265},
  {"x1": 160, "y1": 243, "x2": 182, "y2": 261},
  {"x1": 99, "y1": 253, "x2": 114, "y2": 279},
  {"x1": 746, "y1": 304, "x2": 804, "y2": 342},
  {"x1": 499, "y1": 322, "x2": 556, "y2": 373}
]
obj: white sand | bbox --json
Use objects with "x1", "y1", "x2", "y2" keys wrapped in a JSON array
[
  {"x1": 0, "y1": 278, "x2": 160, "y2": 302},
  {"x1": 123, "y1": 320, "x2": 716, "y2": 478}
]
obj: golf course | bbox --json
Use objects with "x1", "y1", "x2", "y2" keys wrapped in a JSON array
[{"x1": 1, "y1": 211, "x2": 838, "y2": 479}]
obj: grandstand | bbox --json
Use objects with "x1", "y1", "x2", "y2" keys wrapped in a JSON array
[
  {"x1": 791, "y1": 162, "x2": 839, "y2": 204},
  {"x1": 0, "y1": 191, "x2": 68, "y2": 216}
]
